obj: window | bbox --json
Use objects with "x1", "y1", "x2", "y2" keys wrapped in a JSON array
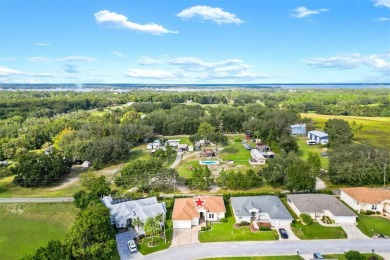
[
  {"x1": 372, "y1": 205, "x2": 377, "y2": 210},
  {"x1": 209, "y1": 213, "x2": 214, "y2": 219}
]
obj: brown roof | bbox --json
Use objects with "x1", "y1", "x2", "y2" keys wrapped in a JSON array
[
  {"x1": 341, "y1": 187, "x2": 390, "y2": 204},
  {"x1": 172, "y1": 196, "x2": 226, "y2": 221}
]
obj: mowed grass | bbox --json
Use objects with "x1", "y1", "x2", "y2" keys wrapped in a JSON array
[
  {"x1": 220, "y1": 138, "x2": 251, "y2": 166},
  {"x1": 199, "y1": 204, "x2": 278, "y2": 242},
  {"x1": 291, "y1": 222, "x2": 347, "y2": 240},
  {"x1": 200, "y1": 256, "x2": 303, "y2": 260},
  {"x1": 300, "y1": 113, "x2": 390, "y2": 149},
  {"x1": 323, "y1": 254, "x2": 383, "y2": 260},
  {"x1": 357, "y1": 215, "x2": 390, "y2": 237},
  {"x1": 295, "y1": 136, "x2": 329, "y2": 169},
  {"x1": 0, "y1": 203, "x2": 78, "y2": 259}
]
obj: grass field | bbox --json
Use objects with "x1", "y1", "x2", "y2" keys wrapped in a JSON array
[
  {"x1": 0, "y1": 203, "x2": 78, "y2": 259},
  {"x1": 199, "y1": 204, "x2": 278, "y2": 242},
  {"x1": 323, "y1": 253, "x2": 383, "y2": 260},
  {"x1": 291, "y1": 222, "x2": 347, "y2": 240},
  {"x1": 200, "y1": 256, "x2": 303, "y2": 260},
  {"x1": 220, "y1": 137, "x2": 251, "y2": 166},
  {"x1": 356, "y1": 215, "x2": 390, "y2": 237},
  {"x1": 295, "y1": 136, "x2": 329, "y2": 169},
  {"x1": 300, "y1": 113, "x2": 390, "y2": 149}
]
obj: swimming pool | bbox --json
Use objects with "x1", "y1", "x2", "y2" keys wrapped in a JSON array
[{"x1": 199, "y1": 160, "x2": 219, "y2": 165}]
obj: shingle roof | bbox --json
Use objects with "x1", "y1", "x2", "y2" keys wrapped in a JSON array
[
  {"x1": 341, "y1": 187, "x2": 390, "y2": 204},
  {"x1": 231, "y1": 196, "x2": 293, "y2": 220},
  {"x1": 287, "y1": 194, "x2": 356, "y2": 217},
  {"x1": 172, "y1": 196, "x2": 226, "y2": 221},
  {"x1": 308, "y1": 130, "x2": 328, "y2": 138}
]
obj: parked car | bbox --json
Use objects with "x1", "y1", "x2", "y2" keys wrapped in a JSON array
[
  {"x1": 127, "y1": 240, "x2": 137, "y2": 253},
  {"x1": 313, "y1": 252, "x2": 325, "y2": 259},
  {"x1": 278, "y1": 228, "x2": 288, "y2": 239}
]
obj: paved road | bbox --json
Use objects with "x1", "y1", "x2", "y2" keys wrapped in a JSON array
[
  {"x1": 142, "y1": 239, "x2": 390, "y2": 260},
  {"x1": 0, "y1": 197, "x2": 74, "y2": 203},
  {"x1": 315, "y1": 177, "x2": 326, "y2": 190},
  {"x1": 170, "y1": 152, "x2": 182, "y2": 169}
]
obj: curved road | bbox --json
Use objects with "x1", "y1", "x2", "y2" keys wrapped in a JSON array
[
  {"x1": 0, "y1": 197, "x2": 73, "y2": 203},
  {"x1": 143, "y1": 239, "x2": 390, "y2": 260}
]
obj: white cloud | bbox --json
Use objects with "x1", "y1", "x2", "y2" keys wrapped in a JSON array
[
  {"x1": 27, "y1": 57, "x2": 49, "y2": 62},
  {"x1": 0, "y1": 57, "x2": 17, "y2": 61},
  {"x1": 111, "y1": 51, "x2": 126, "y2": 58},
  {"x1": 59, "y1": 56, "x2": 96, "y2": 62},
  {"x1": 138, "y1": 56, "x2": 162, "y2": 65},
  {"x1": 374, "y1": 17, "x2": 390, "y2": 21},
  {"x1": 126, "y1": 69, "x2": 178, "y2": 79},
  {"x1": 35, "y1": 42, "x2": 51, "y2": 46},
  {"x1": 177, "y1": 6, "x2": 243, "y2": 25},
  {"x1": 0, "y1": 66, "x2": 23, "y2": 76},
  {"x1": 94, "y1": 10, "x2": 178, "y2": 35},
  {"x1": 302, "y1": 52, "x2": 390, "y2": 71},
  {"x1": 373, "y1": 0, "x2": 390, "y2": 8},
  {"x1": 291, "y1": 7, "x2": 329, "y2": 19}
]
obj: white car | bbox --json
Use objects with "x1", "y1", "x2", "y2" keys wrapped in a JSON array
[{"x1": 127, "y1": 240, "x2": 137, "y2": 253}]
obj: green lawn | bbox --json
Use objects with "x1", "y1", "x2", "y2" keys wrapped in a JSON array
[
  {"x1": 291, "y1": 222, "x2": 347, "y2": 240},
  {"x1": 177, "y1": 158, "x2": 200, "y2": 179},
  {"x1": 356, "y1": 215, "x2": 390, "y2": 237},
  {"x1": 300, "y1": 113, "x2": 390, "y2": 149},
  {"x1": 323, "y1": 253, "x2": 383, "y2": 260},
  {"x1": 295, "y1": 136, "x2": 329, "y2": 169},
  {"x1": 199, "y1": 204, "x2": 278, "y2": 242},
  {"x1": 138, "y1": 220, "x2": 173, "y2": 255},
  {"x1": 220, "y1": 138, "x2": 251, "y2": 166},
  {"x1": 200, "y1": 256, "x2": 303, "y2": 260},
  {"x1": 0, "y1": 203, "x2": 78, "y2": 259}
]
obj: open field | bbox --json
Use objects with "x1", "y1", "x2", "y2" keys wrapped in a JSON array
[
  {"x1": 0, "y1": 203, "x2": 78, "y2": 259},
  {"x1": 295, "y1": 136, "x2": 329, "y2": 169},
  {"x1": 300, "y1": 113, "x2": 390, "y2": 149},
  {"x1": 199, "y1": 204, "x2": 278, "y2": 242}
]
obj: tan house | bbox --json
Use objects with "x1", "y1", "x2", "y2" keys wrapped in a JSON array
[
  {"x1": 172, "y1": 196, "x2": 226, "y2": 229},
  {"x1": 340, "y1": 187, "x2": 390, "y2": 215}
]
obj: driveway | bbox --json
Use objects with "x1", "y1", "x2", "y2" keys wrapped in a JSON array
[
  {"x1": 171, "y1": 225, "x2": 202, "y2": 247},
  {"x1": 116, "y1": 230, "x2": 142, "y2": 260},
  {"x1": 278, "y1": 225, "x2": 300, "y2": 241},
  {"x1": 340, "y1": 223, "x2": 370, "y2": 239},
  {"x1": 315, "y1": 177, "x2": 326, "y2": 190}
]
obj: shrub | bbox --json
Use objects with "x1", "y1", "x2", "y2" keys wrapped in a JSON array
[
  {"x1": 364, "y1": 210, "x2": 375, "y2": 215},
  {"x1": 345, "y1": 250, "x2": 365, "y2": 260},
  {"x1": 259, "y1": 226, "x2": 271, "y2": 231},
  {"x1": 376, "y1": 211, "x2": 381, "y2": 215},
  {"x1": 239, "y1": 221, "x2": 249, "y2": 227},
  {"x1": 300, "y1": 213, "x2": 312, "y2": 225},
  {"x1": 220, "y1": 218, "x2": 228, "y2": 223}
]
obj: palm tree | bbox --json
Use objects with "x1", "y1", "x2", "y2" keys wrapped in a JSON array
[
  {"x1": 132, "y1": 217, "x2": 144, "y2": 243},
  {"x1": 155, "y1": 213, "x2": 165, "y2": 242},
  {"x1": 144, "y1": 216, "x2": 161, "y2": 246}
]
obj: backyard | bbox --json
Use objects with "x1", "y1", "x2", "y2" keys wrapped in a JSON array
[
  {"x1": 199, "y1": 204, "x2": 278, "y2": 242},
  {"x1": 0, "y1": 203, "x2": 78, "y2": 259}
]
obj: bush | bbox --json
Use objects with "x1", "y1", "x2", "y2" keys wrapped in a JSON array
[
  {"x1": 344, "y1": 250, "x2": 365, "y2": 260},
  {"x1": 220, "y1": 218, "x2": 228, "y2": 223},
  {"x1": 239, "y1": 221, "x2": 249, "y2": 227},
  {"x1": 259, "y1": 226, "x2": 271, "y2": 231},
  {"x1": 363, "y1": 210, "x2": 375, "y2": 215},
  {"x1": 300, "y1": 213, "x2": 312, "y2": 225}
]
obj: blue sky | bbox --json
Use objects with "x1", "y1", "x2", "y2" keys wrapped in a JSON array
[{"x1": 0, "y1": 0, "x2": 389, "y2": 84}]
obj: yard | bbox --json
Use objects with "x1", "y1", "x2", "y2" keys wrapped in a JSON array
[
  {"x1": 300, "y1": 113, "x2": 390, "y2": 149},
  {"x1": 295, "y1": 136, "x2": 329, "y2": 169},
  {"x1": 220, "y1": 136, "x2": 252, "y2": 167},
  {"x1": 200, "y1": 256, "x2": 303, "y2": 260},
  {"x1": 138, "y1": 220, "x2": 173, "y2": 255},
  {"x1": 0, "y1": 203, "x2": 78, "y2": 259},
  {"x1": 356, "y1": 215, "x2": 390, "y2": 237},
  {"x1": 291, "y1": 222, "x2": 347, "y2": 240},
  {"x1": 323, "y1": 253, "x2": 383, "y2": 260},
  {"x1": 199, "y1": 204, "x2": 278, "y2": 242}
]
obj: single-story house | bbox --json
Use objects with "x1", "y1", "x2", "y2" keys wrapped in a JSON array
[
  {"x1": 250, "y1": 149, "x2": 266, "y2": 165},
  {"x1": 231, "y1": 196, "x2": 293, "y2": 226},
  {"x1": 340, "y1": 187, "x2": 390, "y2": 214},
  {"x1": 166, "y1": 139, "x2": 180, "y2": 147},
  {"x1": 287, "y1": 194, "x2": 357, "y2": 223},
  {"x1": 290, "y1": 124, "x2": 307, "y2": 135},
  {"x1": 101, "y1": 196, "x2": 166, "y2": 233},
  {"x1": 172, "y1": 196, "x2": 226, "y2": 229},
  {"x1": 307, "y1": 130, "x2": 329, "y2": 145},
  {"x1": 147, "y1": 140, "x2": 161, "y2": 150},
  {"x1": 177, "y1": 144, "x2": 188, "y2": 152}
]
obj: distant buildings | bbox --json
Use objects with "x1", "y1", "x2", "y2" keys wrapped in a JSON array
[
  {"x1": 290, "y1": 124, "x2": 306, "y2": 135},
  {"x1": 307, "y1": 130, "x2": 329, "y2": 145}
]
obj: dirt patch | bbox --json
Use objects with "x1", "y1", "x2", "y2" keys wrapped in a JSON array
[{"x1": 6, "y1": 205, "x2": 25, "y2": 215}]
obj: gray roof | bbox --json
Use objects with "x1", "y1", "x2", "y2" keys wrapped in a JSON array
[
  {"x1": 308, "y1": 130, "x2": 328, "y2": 138},
  {"x1": 287, "y1": 194, "x2": 356, "y2": 217},
  {"x1": 231, "y1": 196, "x2": 293, "y2": 220},
  {"x1": 290, "y1": 124, "x2": 306, "y2": 128}
]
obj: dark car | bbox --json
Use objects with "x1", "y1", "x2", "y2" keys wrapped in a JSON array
[
  {"x1": 313, "y1": 252, "x2": 325, "y2": 259},
  {"x1": 278, "y1": 228, "x2": 288, "y2": 239}
]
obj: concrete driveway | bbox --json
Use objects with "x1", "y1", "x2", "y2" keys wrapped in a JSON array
[
  {"x1": 277, "y1": 225, "x2": 300, "y2": 241},
  {"x1": 116, "y1": 230, "x2": 142, "y2": 260},
  {"x1": 340, "y1": 223, "x2": 370, "y2": 239},
  {"x1": 171, "y1": 225, "x2": 202, "y2": 247}
]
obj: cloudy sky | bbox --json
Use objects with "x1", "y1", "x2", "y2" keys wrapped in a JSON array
[{"x1": 0, "y1": 0, "x2": 389, "y2": 84}]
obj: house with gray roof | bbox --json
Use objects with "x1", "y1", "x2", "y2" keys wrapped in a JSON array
[
  {"x1": 287, "y1": 194, "x2": 356, "y2": 223},
  {"x1": 307, "y1": 130, "x2": 329, "y2": 145},
  {"x1": 101, "y1": 196, "x2": 166, "y2": 233},
  {"x1": 230, "y1": 196, "x2": 294, "y2": 226}
]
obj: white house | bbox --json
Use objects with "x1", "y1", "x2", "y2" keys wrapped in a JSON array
[
  {"x1": 250, "y1": 149, "x2": 266, "y2": 165},
  {"x1": 340, "y1": 187, "x2": 390, "y2": 215},
  {"x1": 172, "y1": 196, "x2": 226, "y2": 229},
  {"x1": 307, "y1": 130, "x2": 329, "y2": 145},
  {"x1": 230, "y1": 196, "x2": 293, "y2": 226},
  {"x1": 166, "y1": 139, "x2": 180, "y2": 147},
  {"x1": 101, "y1": 196, "x2": 166, "y2": 233},
  {"x1": 287, "y1": 194, "x2": 357, "y2": 224},
  {"x1": 290, "y1": 124, "x2": 307, "y2": 135},
  {"x1": 147, "y1": 140, "x2": 161, "y2": 150}
]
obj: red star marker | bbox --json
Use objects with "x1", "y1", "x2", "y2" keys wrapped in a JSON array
[{"x1": 195, "y1": 196, "x2": 204, "y2": 207}]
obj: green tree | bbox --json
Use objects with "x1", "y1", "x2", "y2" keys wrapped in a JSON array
[
  {"x1": 144, "y1": 216, "x2": 161, "y2": 246},
  {"x1": 197, "y1": 122, "x2": 216, "y2": 141},
  {"x1": 307, "y1": 152, "x2": 321, "y2": 174},
  {"x1": 299, "y1": 213, "x2": 312, "y2": 225},
  {"x1": 132, "y1": 217, "x2": 144, "y2": 243},
  {"x1": 325, "y1": 119, "x2": 353, "y2": 147},
  {"x1": 344, "y1": 250, "x2": 365, "y2": 260}
]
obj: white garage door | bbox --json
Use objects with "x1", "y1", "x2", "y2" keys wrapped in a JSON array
[
  {"x1": 335, "y1": 216, "x2": 356, "y2": 224},
  {"x1": 173, "y1": 220, "x2": 191, "y2": 229},
  {"x1": 272, "y1": 219, "x2": 292, "y2": 226}
]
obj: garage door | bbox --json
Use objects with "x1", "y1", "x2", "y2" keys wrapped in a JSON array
[
  {"x1": 173, "y1": 220, "x2": 191, "y2": 229},
  {"x1": 335, "y1": 216, "x2": 356, "y2": 224}
]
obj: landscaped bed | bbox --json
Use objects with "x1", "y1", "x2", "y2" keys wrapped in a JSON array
[
  {"x1": 138, "y1": 220, "x2": 173, "y2": 255},
  {"x1": 199, "y1": 205, "x2": 278, "y2": 242}
]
